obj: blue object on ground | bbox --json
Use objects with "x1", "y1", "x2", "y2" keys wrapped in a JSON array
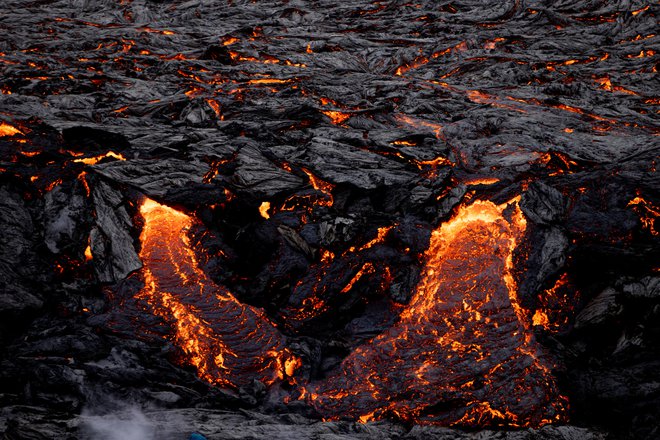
[{"x1": 189, "y1": 434, "x2": 207, "y2": 440}]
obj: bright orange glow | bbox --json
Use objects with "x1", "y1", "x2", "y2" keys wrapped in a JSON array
[
  {"x1": 628, "y1": 195, "x2": 659, "y2": 235},
  {"x1": 626, "y1": 49, "x2": 655, "y2": 58},
  {"x1": 632, "y1": 5, "x2": 650, "y2": 15},
  {"x1": 465, "y1": 90, "x2": 525, "y2": 112},
  {"x1": 396, "y1": 55, "x2": 429, "y2": 76},
  {"x1": 19, "y1": 150, "x2": 40, "y2": 157},
  {"x1": 552, "y1": 103, "x2": 616, "y2": 124},
  {"x1": 202, "y1": 159, "x2": 231, "y2": 184},
  {"x1": 206, "y1": 99, "x2": 223, "y2": 119},
  {"x1": 0, "y1": 122, "x2": 23, "y2": 137},
  {"x1": 138, "y1": 27, "x2": 176, "y2": 35},
  {"x1": 301, "y1": 167, "x2": 334, "y2": 207},
  {"x1": 532, "y1": 310, "x2": 549, "y2": 327},
  {"x1": 259, "y1": 201, "x2": 271, "y2": 219},
  {"x1": 395, "y1": 114, "x2": 443, "y2": 139},
  {"x1": 112, "y1": 105, "x2": 130, "y2": 113},
  {"x1": 391, "y1": 140, "x2": 416, "y2": 146},
  {"x1": 283, "y1": 226, "x2": 393, "y2": 325},
  {"x1": 184, "y1": 86, "x2": 205, "y2": 97},
  {"x1": 303, "y1": 199, "x2": 568, "y2": 427},
  {"x1": 594, "y1": 76, "x2": 638, "y2": 95},
  {"x1": 136, "y1": 198, "x2": 296, "y2": 388},
  {"x1": 464, "y1": 177, "x2": 500, "y2": 186},
  {"x1": 247, "y1": 78, "x2": 291, "y2": 85},
  {"x1": 319, "y1": 97, "x2": 338, "y2": 106},
  {"x1": 395, "y1": 41, "x2": 469, "y2": 76},
  {"x1": 46, "y1": 179, "x2": 62, "y2": 191},
  {"x1": 78, "y1": 171, "x2": 91, "y2": 197},
  {"x1": 535, "y1": 273, "x2": 576, "y2": 332},
  {"x1": 358, "y1": 226, "x2": 393, "y2": 251},
  {"x1": 339, "y1": 262, "x2": 375, "y2": 294},
  {"x1": 222, "y1": 37, "x2": 240, "y2": 46},
  {"x1": 414, "y1": 156, "x2": 453, "y2": 168},
  {"x1": 73, "y1": 151, "x2": 126, "y2": 165},
  {"x1": 84, "y1": 244, "x2": 93, "y2": 261},
  {"x1": 321, "y1": 110, "x2": 351, "y2": 125}
]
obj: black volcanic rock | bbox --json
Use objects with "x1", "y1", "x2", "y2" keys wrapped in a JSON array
[
  {"x1": 0, "y1": 407, "x2": 608, "y2": 440},
  {"x1": 574, "y1": 287, "x2": 622, "y2": 329},
  {"x1": 290, "y1": 137, "x2": 417, "y2": 190},
  {"x1": 0, "y1": 188, "x2": 43, "y2": 314},
  {"x1": 521, "y1": 182, "x2": 568, "y2": 226},
  {"x1": 0, "y1": 0, "x2": 658, "y2": 438},
  {"x1": 234, "y1": 145, "x2": 304, "y2": 197},
  {"x1": 90, "y1": 180, "x2": 141, "y2": 283},
  {"x1": 94, "y1": 158, "x2": 210, "y2": 198},
  {"x1": 62, "y1": 127, "x2": 130, "y2": 154}
]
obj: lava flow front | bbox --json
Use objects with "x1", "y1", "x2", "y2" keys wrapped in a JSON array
[
  {"x1": 303, "y1": 200, "x2": 568, "y2": 427},
  {"x1": 137, "y1": 198, "x2": 295, "y2": 389}
]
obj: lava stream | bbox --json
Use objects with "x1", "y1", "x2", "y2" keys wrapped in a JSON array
[
  {"x1": 303, "y1": 199, "x2": 568, "y2": 427},
  {"x1": 137, "y1": 198, "x2": 293, "y2": 388}
]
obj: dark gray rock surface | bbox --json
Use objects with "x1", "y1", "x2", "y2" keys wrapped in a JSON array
[
  {"x1": 0, "y1": 407, "x2": 607, "y2": 440},
  {"x1": 0, "y1": 0, "x2": 658, "y2": 439}
]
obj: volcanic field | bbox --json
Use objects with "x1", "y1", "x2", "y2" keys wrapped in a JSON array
[{"x1": 0, "y1": 1, "x2": 659, "y2": 439}]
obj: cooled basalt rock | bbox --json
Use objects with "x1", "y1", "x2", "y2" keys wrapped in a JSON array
[
  {"x1": 0, "y1": 407, "x2": 607, "y2": 440},
  {"x1": 574, "y1": 287, "x2": 622, "y2": 329},
  {"x1": 233, "y1": 145, "x2": 304, "y2": 197},
  {"x1": 0, "y1": 188, "x2": 43, "y2": 314},
  {"x1": 94, "y1": 159, "x2": 210, "y2": 198},
  {"x1": 91, "y1": 180, "x2": 142, "y2": 283},
  {"x1": 288, "y1": 137, "x2": 419, "y2": 190},
  {"x1": 0, "y1": 0, "x2": 658, "y2": 438}
]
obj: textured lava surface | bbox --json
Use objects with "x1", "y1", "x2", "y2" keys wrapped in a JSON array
[{"x1": 0, "y1": 0, "x2": 658, "y2": 438}]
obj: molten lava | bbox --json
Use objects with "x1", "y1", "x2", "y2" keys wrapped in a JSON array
[
  {"x1": 0, "y1": 122, "x2": 23, "y2": 137},
  {"x1": 534, "y1": 273, "x2": 577, "y2": 333},
  {"x1": 259, "y1": 201, "x2": 271, "y2": 219},
  {"x1": 135, "y1": 197, "x2": 567, "y2": 426},
  {"x1": 303, "y1": 200, "x2": 568, "y2": 427},
  {"x1": 136, "y1": 198, "x2": 295, "y2": 388},
  {"x1": 73, "y1": 151, "x2": 126, "y2": 165},
  {"x1": 628, "y1": 195, "x2": 659, "y2": 236},
  {"x1": 321, "y1": 110, "x2": 351, "y2": 125}
]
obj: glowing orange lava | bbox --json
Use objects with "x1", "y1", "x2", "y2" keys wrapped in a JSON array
[
  {"x1": 136, "y1": 198, "x2": 296, "y2": 388},
  {"x1": 84, "y1": 243, "x2": 93, "y2": 261},
  {"x1": 302, "y1": 167, "x2": 334, "y2": 207},
  {"x1": 73, "y1": 151, "x2": 126, "y2": 165},
  {"x1": 303, "y1": 199, "x2": 568, "y2": 427},
  {"x1": 628, "y1": 195, "x2": 659, "y2": 236},
  {"x1": 259, "y1": 201, "x2": 271, "y2": 219},
  {"x1": 0, "y1": 122, "x2": 23, "y2": 137},
  {"x1": 534, "y1": 273, "x2": 577, "y2": 332},
  {"x1": 394, "y1": 114, "x2": 443, "y2": 139},
  {"x1": 321, "y1": 110, "x2": 351, "y2": 125}
]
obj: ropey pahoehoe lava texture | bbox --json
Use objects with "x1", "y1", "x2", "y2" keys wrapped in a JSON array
[{"x1": 0, "y1": 1, "x2": 658, "y2": 439}]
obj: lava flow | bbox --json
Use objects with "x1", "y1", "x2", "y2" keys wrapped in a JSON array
[
  {"x1": 303, "y1": 200, "x2": 568, "y2": 427},
  {"x1": 137, "y1": 198, "x2": 296, "y2": 389}
]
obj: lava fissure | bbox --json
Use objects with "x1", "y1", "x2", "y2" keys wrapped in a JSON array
[
  {"x1": 3, "y1": 0, "x2": 658, "y2": 437},
  {"x1": 136, "y1": 198, "x2": 292, "y2": 389},
  {"x1": 136, "y1": 196, "x2": 567, "y2": 427},
  {"x1": 302, "y1": 199, "x2": 568, "y2": 427}
]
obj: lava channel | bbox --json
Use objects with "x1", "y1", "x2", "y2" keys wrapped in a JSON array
[
  {"x1": 303, "y1": 199, "x2": 568, "y2": 427},
  {"x1": 136, "y1": 198, "x2": 295, "y2": 389}
]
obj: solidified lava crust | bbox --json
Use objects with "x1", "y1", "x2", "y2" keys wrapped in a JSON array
[{"x1": 0, "y1": 1, "x2": 658, "y2": 439}]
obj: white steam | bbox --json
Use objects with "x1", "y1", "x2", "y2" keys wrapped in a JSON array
[{"x1": 79, "y1": 406, "x2": 156, "y2": 440}]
